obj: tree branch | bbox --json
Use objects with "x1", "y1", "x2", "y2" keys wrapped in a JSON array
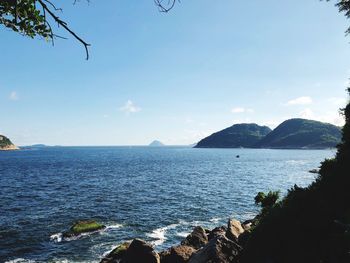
[{"x1": 37, "y1": 0, "x2": 90, "y2": 59}]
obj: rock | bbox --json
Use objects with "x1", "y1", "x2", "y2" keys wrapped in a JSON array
[
  {"x1": 63, "y1": 220, "x2": 105, "y2": 238},
  {"x1": 238, "y1": 231, "x2": 251, "y2": 247},
  {"x1": 160, "y1": 245, "x2": 197, "y2": 263},
  {"x1": 225, "y1": 219, "x2": 244, "y2": 241},
  {"x1": 100, "y1": 242, "x2": 130, "y2": 263},
  {"x1": 241, "y1": 222, "x2": 252, "y2": 231},
  {"x1": 181, "y1": 226, "x2": 208, "y2": 249},
  {"x1": 208, "y1": 226, "x2": 227, "y2": 240},
  {"x1": 124, "y1": 239, "x2": 160, "y2": 263},
  {"x1": 309, "y1": 169, "x2": 319, "y2": 174},
  {"x1": 188, "y1": 235, "x2": 242, "y2": 263}
]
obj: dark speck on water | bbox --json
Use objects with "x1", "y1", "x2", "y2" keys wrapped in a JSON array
[{"x1": 0, "y1": 146, "x2": 335, "y2": 262}]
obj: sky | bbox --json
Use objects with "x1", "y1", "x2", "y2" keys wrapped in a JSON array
[{"x1": 1, "y1": 0, "x2": 350, "y2": 146}]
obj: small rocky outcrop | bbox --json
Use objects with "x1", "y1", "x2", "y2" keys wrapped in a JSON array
[
  {"x1": 101, "y1": 218, "x2": 252, "y2": 263},
  {"x1": 63, "y1": 220, "x2": 105, "y2": 238},
  {"x1": 102, "y1": 239, "x2": 160, "y2": 263},
  {"x1": 225, "y1": 219, "x2": 245, "y2": 242},
  {"x1": 160, "y1": 245, "x2": 197, "y2": 263},
  {"x1": 208, "y1": 226, "x2": 227, "y2": 241},
  {"x1": 181, "y1": 226, "x2": 208, "y2": 249},
  {"x1": 100, "y1": 242, "x2": 130, "y2": 263},
  {"x1": 188, "y1": 235, "x2": 243, "y2": 263}
]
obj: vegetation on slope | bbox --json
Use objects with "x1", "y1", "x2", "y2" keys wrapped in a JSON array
[
  {"x1": 0, "y1": 135, "x2": 17, "y2": 150},
  {"x1": 254, "y1": 118, "x2": 342, "y2": 149},
  {"x1": 242, "y1": 89, "x2": 350, "y2": 263},
  {"x1": 195, "y1": 124, "x2": 271, "y2": 148}
]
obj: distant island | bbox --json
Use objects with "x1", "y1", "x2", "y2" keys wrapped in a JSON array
[
  {"x1": 195, "y1": 118, "x2": 342, "y2": 149},
  {"x1": 148, "y1": 140, "x2": 165, "y2": 147},
  {"x1": 0, "y1": 135, "x2": 19, "y2": 151}
]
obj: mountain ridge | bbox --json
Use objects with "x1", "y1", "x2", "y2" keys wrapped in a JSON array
[{"x1": 195, "y1": 119, "x2": 341, "y2": 149}]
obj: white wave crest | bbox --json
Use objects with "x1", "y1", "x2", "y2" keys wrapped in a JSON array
[
  {"x1": 105, "y1": 223, "x2": 123, "y2": 230},
  {"x1": 146, "y1": 223, "x2": 180, "y2": 246},
  {"x1": 50, "y1": 232, "x2": 63, "y2": 243},
  {"x1": 5, "y1": 259, "x2": 36, "y2": 263},
  {"x1": 176, "y1": 231, "x2": 190, "y2": 238}
]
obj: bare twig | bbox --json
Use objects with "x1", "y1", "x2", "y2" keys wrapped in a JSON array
[{"x1": 37, "y1": 0, "x2": 91, "y2": 59}]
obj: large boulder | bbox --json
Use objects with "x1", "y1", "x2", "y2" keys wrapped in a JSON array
[
  {"x1": 181, "y1": 226, "x2": 208, "y2": 249},
  {"x1": 100, "y1": 242, "x2": 130, "y2": 263},
  {"x1": 101, "y1": 239, "x2": 159, "y2": 263},
  {"x1": 160, "y1": 245, "x2": 197, "y2": 263},
  {"x1": 208, "y1": 226, "x2": 227, "y2": 241},
  {"x1": 188, "y1": 235, "x2": 242, "y2": 263},
  {"x1": 124, "y1": 239, "x2": 160, "y2": 263},
  {"x1": 225, "y1": 219, "x2": 244, "y2": 241}
]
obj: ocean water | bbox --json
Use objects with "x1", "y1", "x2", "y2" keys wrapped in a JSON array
[{"x1": 0, "y1": 146, "x2": 335, "y2": 262}]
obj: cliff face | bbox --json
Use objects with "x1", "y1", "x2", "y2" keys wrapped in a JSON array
[{"x1": 0, "y1": 135, "x2": 19, "y2": 150}]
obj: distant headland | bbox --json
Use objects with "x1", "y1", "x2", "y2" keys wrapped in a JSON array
[
  {"x1": 195, "y1": 118, "x2": 342, "y2": 149},
  {"x1": 0, "y1": 135, "x2": 19, "y2": 151}
]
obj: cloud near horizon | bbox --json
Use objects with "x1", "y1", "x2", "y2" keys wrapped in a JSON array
[
  {"x1": 231, "y1": 107, "x2": 254, "y2": 114},
  {"x1": 286, "y1": 96, "x2": 312, "y2": 106},
  {"x1": 120, "y1": 100, "x2": 141, "y2": 114}
]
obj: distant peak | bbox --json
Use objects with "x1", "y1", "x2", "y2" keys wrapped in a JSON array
[{"x1": 149, "y1": 140, "x2": 165, "y2": 147}]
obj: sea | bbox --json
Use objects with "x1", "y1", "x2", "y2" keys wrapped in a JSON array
[{"x1": 0, "y1": 146, "x2": 335, "y2": 262}]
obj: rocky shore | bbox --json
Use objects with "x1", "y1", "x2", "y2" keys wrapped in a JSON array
[{"x1": 101, "y1": 218, "x2": 254, "y2": 263}]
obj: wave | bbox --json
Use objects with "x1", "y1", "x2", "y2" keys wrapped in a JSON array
[
  {"x1": 5, "y1": 259, "x2": 36, "y2": 263},
  {"x1": 146, "y1": 223, "x2": 180, "y2": 246}
]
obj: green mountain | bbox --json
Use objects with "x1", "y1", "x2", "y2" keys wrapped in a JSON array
[
  {"x1": 195, "y1": 123, "x2": 272, "y2": 148},
  {"x1": 0, "y1": 135, "x2": 19, "y2": 150},
  {"x1": 255, "y1": 118, "x2": 341, "y2": 149}
]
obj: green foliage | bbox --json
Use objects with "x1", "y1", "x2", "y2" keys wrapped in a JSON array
[
  {"x1": 254, "y1": 191, "x2": 280, "y2": 209},
  {"x1": 0, "y1": 135, "x2": 14, "y2": 148},
  {"x1": 0, "y1": 0, "x2": 50, "y2": 39},
  {"x1": 69, "y1": 220, "x2": 105, "y2": 234},
  {"x1": 242, "y1": 89, "x2": 350, "y2": 263}
]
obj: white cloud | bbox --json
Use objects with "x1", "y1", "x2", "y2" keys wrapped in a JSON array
[
  {"x1": 328, "y1": 97, "x2": 347, "y2": 107},
  {"x1": 286, "y1": 96, "x2": 312, "y2": 106},
  {"x1": 120, "y1": 100, "x2": 141, "y2": 114},
  {"x1": 231, "y1": 107, "x2": 254, "y2": 114},
  {"x1": 9, "y1": 91, "x2": 18, "y2": 101},
  {"x1": 299, "y1": 108, "x2": 314, "y2": 119},
  {"x1": 298, "y1": 108, "x2": 345, "y2": 126}
]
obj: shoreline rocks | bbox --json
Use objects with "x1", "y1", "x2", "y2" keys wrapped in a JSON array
[{"x1": 101, "y1": 217, "x2": 250, "y2": 263}]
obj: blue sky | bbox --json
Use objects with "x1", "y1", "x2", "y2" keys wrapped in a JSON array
[{"x1": 1, "y1": 0, "x2": 350, "y2": 146}]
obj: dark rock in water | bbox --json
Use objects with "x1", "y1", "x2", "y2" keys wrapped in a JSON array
[
  {"x1": 100, "y1": 242, "x2": 130, "y2": 263},
  {"x1": 160, "y1": 245, "x2": 197, "y2": 263},
  {"x1": 124, "y1": 239, "x2": 160, "y2": 263},
  {"x1": 188, "y1": 235, "x2": 243, "y2": 263},
  {"x1": 181, "y1": 226, "x2": 208, "y2": 249},
  {"x1": 63, "y1": 220, "x2": 105, "y2": 238},
  {"x1": 208, "y1": 226, "x2": 227, "y2": 241},
  {"x1": 225, "y1": 219, "x2": 245, "y2": 242},
  {"x1": 309, "y1": 169, "x2": 319, "y2": 174},
  {"x1": 236, "y1": 155, "x2": 240, "y2": 158}
]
